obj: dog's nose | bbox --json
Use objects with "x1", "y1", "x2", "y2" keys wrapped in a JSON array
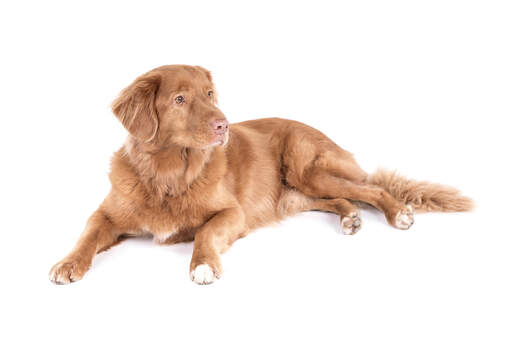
[{"x1": 210, "y1": 119, "x2": 229, "y2": 135}]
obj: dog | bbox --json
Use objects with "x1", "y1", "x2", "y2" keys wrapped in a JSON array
[{"x1": 49, "y1": 65, "x2": 473, "y2": 285}]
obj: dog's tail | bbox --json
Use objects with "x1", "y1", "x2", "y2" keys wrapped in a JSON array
[{"x1": 367, "y1": 169, "x2": 474, "y2": 213}]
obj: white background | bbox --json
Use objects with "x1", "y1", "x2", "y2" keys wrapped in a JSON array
[{"x1": 1, "y1": 1, "x2": 511, "y2": 340}]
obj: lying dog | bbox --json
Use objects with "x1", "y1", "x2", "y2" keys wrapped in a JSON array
[{"x1": 49, "y1": 65, "x2": 473, "y2": 285}]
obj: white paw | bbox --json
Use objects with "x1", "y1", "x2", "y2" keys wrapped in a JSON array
[
  {"x1": 395, "y1": 205, "x2": 414, "y2": 229},
  {"x1": 341, "y1": 211, "x2": 362, "y2": 235},
  {"x1": 190, "y1": 264, "x2": 217, "y2": 285}
]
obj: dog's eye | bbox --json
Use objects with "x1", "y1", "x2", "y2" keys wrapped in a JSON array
[
  {"x1": 208, "y1": 90, "x2": 213, "y2": 98},
  {"x1": 175, "y1": 95, "x2": 184, "y2": 104}
]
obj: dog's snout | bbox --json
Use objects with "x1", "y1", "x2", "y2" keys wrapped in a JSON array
[{"x1": 210, "y1": 119, "x2": 229, "y2": 135}]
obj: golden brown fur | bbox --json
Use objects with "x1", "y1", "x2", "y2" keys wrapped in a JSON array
[
  {"x1": 368, "y1": 169, "x2": 474, "y2": 213},
  {"x1": 49, "y1": 65, "x2": 473, "y2": 285}
]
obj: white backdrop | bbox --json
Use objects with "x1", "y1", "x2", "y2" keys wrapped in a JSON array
[{"x1": 1, "y1": 1, "x2": 511, "y2": 340}]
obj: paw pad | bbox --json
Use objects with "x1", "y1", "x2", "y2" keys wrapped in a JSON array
[{"x1": 341, "y1": 211, "x2": 362, "y2": 235}]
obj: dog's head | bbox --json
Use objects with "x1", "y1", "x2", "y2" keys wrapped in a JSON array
[{"x1": 112, "y1": 65, "x2": 228, "y2": 149}]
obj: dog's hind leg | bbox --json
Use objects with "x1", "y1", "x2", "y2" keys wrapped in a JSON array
[
  {"x1": 307, "y1": 198, "x2": 362, "y2": 235},
  {"x1": 277, "y1": 189, "x2": 362, "y2": 234},
  {"x1": 288, "y1": 164, "x2": 414, "y2": 230},
  {"x1": 278, "y1": 121, "x2": 413, "y2": 229}
]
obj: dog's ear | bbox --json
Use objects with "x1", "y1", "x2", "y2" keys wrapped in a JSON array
[{"x1": 112, "y1": 72, "x2": 161, "y2": 142}]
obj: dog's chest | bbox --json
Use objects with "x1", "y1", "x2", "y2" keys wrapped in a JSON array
[{"x1": 141, "y1": 194, "x2": 215, "y2": 243}]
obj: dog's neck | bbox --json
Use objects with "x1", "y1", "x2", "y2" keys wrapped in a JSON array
[{"x1": 124, "y1": 137, "x2": 214, "y2": 199}]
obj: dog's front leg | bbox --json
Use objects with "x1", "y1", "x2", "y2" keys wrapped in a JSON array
[
  {"x1": 190, "y1": 207, "x2": 246, "y2": 285},
  {"x1": 49, "y1": 206, "x2": 123, "y2": 284}
]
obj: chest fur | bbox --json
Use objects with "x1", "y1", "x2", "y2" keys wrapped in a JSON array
[
  {"x1": 110, "y1": 142, "x2": 231, "y2": 241},
  {"x1": 143, "y1": 194, "x2": 216, "y2": 240}
]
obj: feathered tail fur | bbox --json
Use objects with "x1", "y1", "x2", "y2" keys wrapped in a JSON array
[{"x1": 367, "y1": 169, "x2": 474, "y2": 213}]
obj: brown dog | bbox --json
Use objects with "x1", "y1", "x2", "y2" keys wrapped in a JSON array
[{"x1": 49, "y1": 65, "x2": 473, "y2": 285}]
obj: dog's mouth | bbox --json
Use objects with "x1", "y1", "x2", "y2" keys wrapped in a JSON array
[{"x1": 209, "y1": 130, "x2": 229, "y2": 148}]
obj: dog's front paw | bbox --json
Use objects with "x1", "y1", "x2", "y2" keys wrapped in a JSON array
[
  {"x1": 49, "y1": 256, "x2": 90, "y2": 285},
  {"x1": 341, "y1": 211, "x2": 362, "y2": 235},
  {"x1": 394, "y1": 205, "x2": 414, "y2": 230},
  {"x1": 190, "y1": 264, "x2": 220, "y2": 285}
]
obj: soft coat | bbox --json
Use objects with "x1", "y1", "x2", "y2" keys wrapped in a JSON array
[{"x1": 49, "y1": 65, "x2": 473, "y2": 285}]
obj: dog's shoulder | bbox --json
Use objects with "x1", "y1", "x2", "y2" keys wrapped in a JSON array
[{"x1": 108, "y1": 146, "x2": 145, "y2": 198}]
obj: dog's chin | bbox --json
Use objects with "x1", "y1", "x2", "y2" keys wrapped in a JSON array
[{"x1": 205, "y1": 132, "x2": 229, "y2": 149}]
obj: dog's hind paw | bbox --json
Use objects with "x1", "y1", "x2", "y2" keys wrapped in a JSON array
[
  {"x1": 341, "y1": 211, "x2": 362, "y2": 235},
  {"x1": 394, "y1": 205, "x2": 414, "y2": 230}
]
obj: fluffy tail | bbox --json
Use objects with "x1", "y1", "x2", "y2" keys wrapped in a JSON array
[{"x1": 367, "y1": 169, "x2": 474, "y2": 213}]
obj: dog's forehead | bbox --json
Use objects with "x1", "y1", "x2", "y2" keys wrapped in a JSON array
[{"x1": 159, "y1": 66, "x2": 212, "y2": 93}]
